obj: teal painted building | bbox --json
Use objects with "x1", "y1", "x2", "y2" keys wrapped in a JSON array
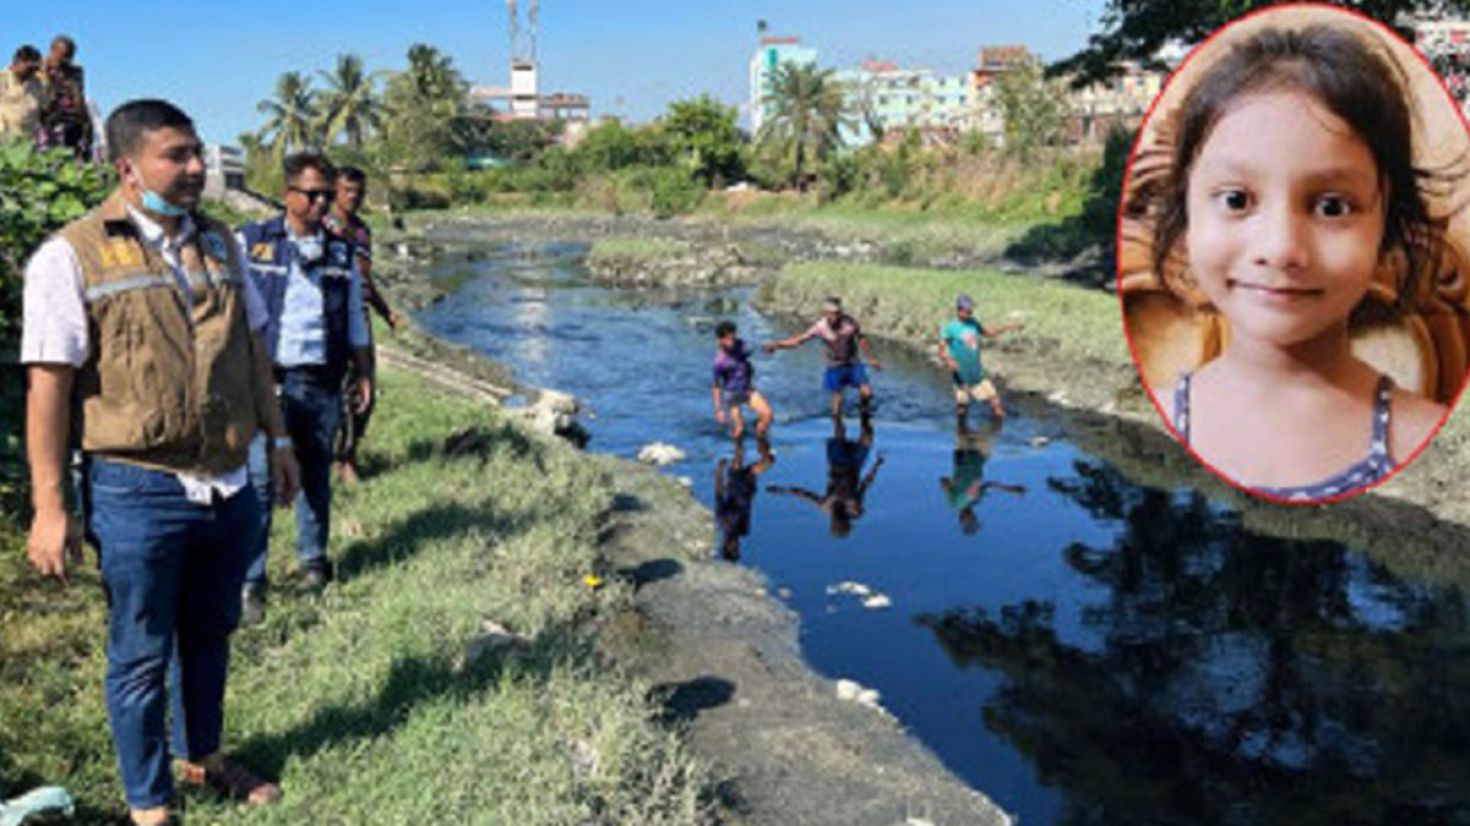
[{"x1": 748, "y1": 36, "x2": 819, "y2": 134}]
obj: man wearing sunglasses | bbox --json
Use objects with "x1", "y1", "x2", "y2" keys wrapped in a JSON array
[{"x1": 237, "y1": 152, "x2": 372, "y2": 619}]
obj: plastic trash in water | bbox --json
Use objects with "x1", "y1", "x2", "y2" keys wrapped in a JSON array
[{"x1": 0, "y1": 786, "x2": 75, "y2": 826}]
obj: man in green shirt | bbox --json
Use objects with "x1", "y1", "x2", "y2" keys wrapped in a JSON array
[{"x1": 938, "y1": 294, "x2": 1022, "y2": 428}]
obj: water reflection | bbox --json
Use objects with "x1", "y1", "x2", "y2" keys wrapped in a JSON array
[
  {"x1": 767, "y1": 417, "x2": 885, "y2": 538},
  {"x1": 939, "y1": 421, "x2": 1027, "y2": 536},
  {"x1": 715, "y1": 437, "x2": 776, "y2": 561},
  {"x1": 919, "y1": 459, "x2": 1470, "y2": 825}
]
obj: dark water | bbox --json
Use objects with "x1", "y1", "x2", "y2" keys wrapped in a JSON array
[{"x1": 418, "y1": 243, "x2": 1470, "y2": 825}]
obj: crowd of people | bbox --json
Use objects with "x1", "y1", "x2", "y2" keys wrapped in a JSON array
[
  {"x1": 0, "y1": 35, "x2": 94, "y2": 158},
  {"x1": 20, "y1": 96, "x2": 400, "y2": 825}
]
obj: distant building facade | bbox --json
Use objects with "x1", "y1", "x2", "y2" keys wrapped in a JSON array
[
  {"x1": 749, "y1": 35, "x2": 818, "y2": 134},
  {"x1": 836, "y1": 60, "x2": 971, "y2": 145},
  {"x1": 967, "y1": 45, "x2": 1033, "y2": 147},
  {"x1": 1065, "y1": 61, "x2": 1164, "y2": 146}
]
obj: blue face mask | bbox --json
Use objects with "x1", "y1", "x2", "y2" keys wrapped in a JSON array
[{"x1": 140, "y1": 187, "x2": 188, "y2": 218}]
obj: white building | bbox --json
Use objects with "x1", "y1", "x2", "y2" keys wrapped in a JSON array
[
  {"x1": 835, "y1": 60, "x2": 972, "y2": 145},
  {"x1": 749, "y1": 35, "x2": 818, "y2": 134}
]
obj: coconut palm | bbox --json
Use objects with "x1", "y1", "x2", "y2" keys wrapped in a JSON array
[
  {"x1": 404, "y1": 44, "x2": 463, "y2": 106},
  {"x1": 257, "y1": 71, "x2": 321, "y2": 160},
  {"x1": 318, "y1": 53, "x2": 386, "y2": 148},
  {"x1": 757, "y1": 62, "x2": 854, "y2": 189}
]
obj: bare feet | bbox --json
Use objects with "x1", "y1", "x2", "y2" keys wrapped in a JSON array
[{"x1": 338, "y1": 461, "x2": 361, "y2": 486}]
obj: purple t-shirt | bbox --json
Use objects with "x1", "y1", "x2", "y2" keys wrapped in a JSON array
[
  {"x1": 804, "y1": 315, "x2": 862, "y2": 367},
  {"x1": 713, "y1": 338, "x2": 755, "y2": 397}
]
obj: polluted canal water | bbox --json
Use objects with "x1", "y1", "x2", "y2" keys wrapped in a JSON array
[{"x1": 417, "y1": 241, "x2": 1470, "y2": 825}]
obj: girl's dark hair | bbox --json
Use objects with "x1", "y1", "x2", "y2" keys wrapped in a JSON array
[
  {"x1": 1151, "y1": 22, "x2": 1451, "y2": 314},
  {"x1": 715, "y1": 320, "x2": 738, "y2": 338}
]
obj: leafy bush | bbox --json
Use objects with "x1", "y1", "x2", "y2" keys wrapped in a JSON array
[
  {"x1": 644, "y1": 167, "x2": 703, "y2": 219},
  {"x1": 0, "y1": 141, "x2": 113, "y2": 515}
]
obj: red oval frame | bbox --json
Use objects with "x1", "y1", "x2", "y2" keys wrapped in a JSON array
[{"x1": 1115, "y1": 1, "x2": 1470, "y2": 506}]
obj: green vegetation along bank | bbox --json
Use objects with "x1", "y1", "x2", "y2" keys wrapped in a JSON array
[{"x1": 0, "y1": 366, "x2": 709, "y2": 824}]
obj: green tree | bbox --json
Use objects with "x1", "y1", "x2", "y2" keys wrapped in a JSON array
[
  {"x1": 0, "y1": 142, "x2": 112, "y2": 512},
  {"x1": 256, "y1": 71, "x2": 322, "y2": 161},
  {"x1": 318, "y1": 53, "x2": 386, "y2": 148},
  {"x1": 756, "y1": 62, "x2": 853, "y2": 190},
  {"x1": 573, "y1": 120, "x2": 673, "y2": 172},
  {"x1": 1052, "y1": 0, "x2": 1470, "y2": 87},
  {"x1": 662, "y1": 95, "x2": 746, "y2": 187},
  {"x1": 995, "y1": 57, "x2": 1067, "y2": 161},
  {"x1": 382, "y1": 44, "x2": 470, "y2": 170}
]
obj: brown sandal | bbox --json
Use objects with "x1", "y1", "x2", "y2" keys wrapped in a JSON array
[{"x1": 177, "y1": 755, "x2": 282, "y2": 806}]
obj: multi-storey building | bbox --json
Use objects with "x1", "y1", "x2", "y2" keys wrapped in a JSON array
[
  {"x1": 749, "y1": 35, "x2": 819, "y2": 134},
  {"x1": 835, "y1": 60, "x2": 972, "y2": 145}
]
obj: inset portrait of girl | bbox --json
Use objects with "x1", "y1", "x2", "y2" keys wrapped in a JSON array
[{"x1": 1119, "y1": 4, "x2": 1470, "y2": 503}]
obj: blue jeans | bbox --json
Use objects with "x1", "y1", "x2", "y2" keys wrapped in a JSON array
[
  {"x1": 263, "y1": 368, "x2": 342, "y2": 574},
  {"x1": 87, "y1": 457, "x2": 259, "y2": 809}
]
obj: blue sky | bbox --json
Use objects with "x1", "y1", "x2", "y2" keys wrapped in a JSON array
[{"x1": 19, "y1": 0, "x2": 1107, "y2": 146}]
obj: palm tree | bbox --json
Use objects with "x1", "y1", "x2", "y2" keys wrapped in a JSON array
[
  {"x1": 757, "y1": 63, "x2": 854, "y2": 189},
  {"x1": 318, "y1": 53, "x2": 386, "y2": 148},
  {"x1": 256, "y1": 71, "x2": 320, "y2": 160},
  {"x1": 404, "y1": 44, "x2": 463, "y2": 106}
]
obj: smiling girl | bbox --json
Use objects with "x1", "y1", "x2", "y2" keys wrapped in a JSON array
[{"x1": 1150, "y1": 19, "x2": 1459, "y2": 500}]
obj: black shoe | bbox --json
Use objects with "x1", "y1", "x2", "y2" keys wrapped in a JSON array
[
  {"x1": 241, "y1": 582, "x2": 266, "y2": 626},
  {"x1": 300, "y1": 560, "x2": 335, "y2": 592}
]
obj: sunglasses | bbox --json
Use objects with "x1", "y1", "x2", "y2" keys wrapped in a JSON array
[{"x1": 289, "y1": 186, "x2": 336, "y2": 202}]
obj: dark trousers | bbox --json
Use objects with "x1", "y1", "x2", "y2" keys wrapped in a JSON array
[
  {"x1": 334, "y1": 352, "x2": 375, "y2": 464},
  {"x1": 247, "y1": 368, "x2": 343, "y2": 584},
  {"x1": 87, "y1": 457, "x2": 259, "y2": 808}
]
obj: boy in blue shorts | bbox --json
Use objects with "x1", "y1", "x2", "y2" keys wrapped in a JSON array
[
  {"x1": 939, "y1": 294, "x2": 1021, "y2": 428},
  {"x1": 712, "y1": 320, "x2": 774, "y2": 440},
  {"x1": 764, "y1": 297, "x2": 882, "y2": 420}
]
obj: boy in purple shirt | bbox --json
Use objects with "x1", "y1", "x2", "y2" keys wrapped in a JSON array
[
  {"x1": 763, "y1": 296, "x2": 882, "y2": 420},
  {"x1": 712, "y1": 320, "x2": 774, "y2": 440}
]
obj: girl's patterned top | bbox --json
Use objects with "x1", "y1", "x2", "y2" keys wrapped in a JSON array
[{"x1": 1172, "y1": 372, "x2": 1395, "y2": 501}]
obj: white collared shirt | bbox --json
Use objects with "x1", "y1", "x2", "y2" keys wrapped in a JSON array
[{"x1": 20, "y1": 204, "x2": 270, "y2": 504}]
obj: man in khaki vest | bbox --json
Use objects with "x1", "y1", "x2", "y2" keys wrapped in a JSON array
[
  {"x1": 0, "y1": 45, "x2": 46, "y2": 142},
  {"x1": 22, "y1": 99, "x2": 299, "y2": 826}
]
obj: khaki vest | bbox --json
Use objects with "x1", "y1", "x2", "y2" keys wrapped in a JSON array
[{"x1": 60, "y1": 191, "x2": 260, "y2": 474}]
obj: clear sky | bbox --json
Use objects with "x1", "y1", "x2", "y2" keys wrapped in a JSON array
[{"x1": 17, "y1": 0, "x2": 1107, "y2": 147}]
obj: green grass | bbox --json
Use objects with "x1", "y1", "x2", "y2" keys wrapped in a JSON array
[
  {"x1": 0, "y1": 367, "x2": 709, "y2": 824},
  {"x1": 759, "y1": 260, "x2": 1128, "y2": 367},
  {"x1": 586, "y1": 237, "x2": 695, "y2": 267}
]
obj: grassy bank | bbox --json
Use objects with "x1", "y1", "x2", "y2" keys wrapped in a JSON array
[
  {"x1": 0, "y1": 366, "x2": 708, "y2": 824},
  {"x1": 585, "y1": 238, "x2": 696, "y2": 269}
]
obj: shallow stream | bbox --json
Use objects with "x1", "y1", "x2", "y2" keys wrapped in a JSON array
[{"x1": 418, "y1": 241, "x2": 1470, "y2": 825}]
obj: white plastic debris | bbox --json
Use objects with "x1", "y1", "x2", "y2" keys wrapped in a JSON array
[
  {"x1": 835, "y1": 678, "x2": 883, "y2": 710},
  {"x1": 637, "y1": 442, "x2": 687, "y2": 466},
  {"x1": 1028, "y1": 436, "x2": 1050, "y2": 447},
  {"x1": 861, "y1": 593, "x2": 892, "y2": 610},
  {"x1": 826, "y1": 581, "x2": 872, "y2": 597}
]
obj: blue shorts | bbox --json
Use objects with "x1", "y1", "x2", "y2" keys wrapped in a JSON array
[
  {"x1": 823, "y1": 364, "x2": 869, "y2": 393},
  {"x1": 827, "y1": 438, "x2": 869, "y2": 468}
]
